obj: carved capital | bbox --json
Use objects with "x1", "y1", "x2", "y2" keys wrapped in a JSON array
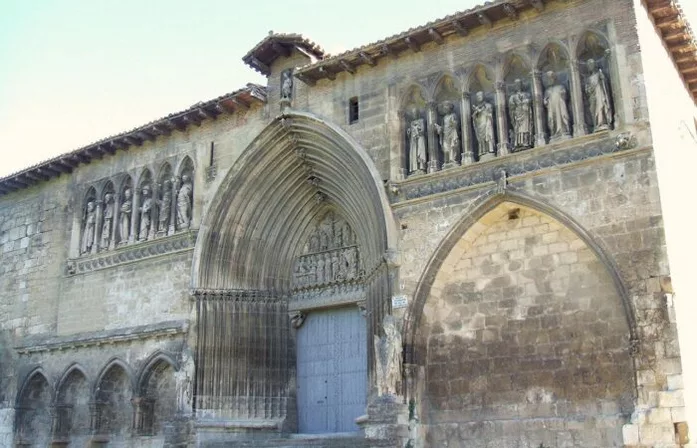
[
  {"x1": 383, "y1": 249, "x2": 400, "y2": 267},
  {"x1": 495, "y1": 81, "x2": 506, "y2": 91}
]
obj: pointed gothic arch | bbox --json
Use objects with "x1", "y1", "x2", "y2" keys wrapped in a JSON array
[
  {"x1": 404, "y1": 190, "x2": 637, "y2": 365},
  {"x1": 15, "y1": 368, "x2": 53, "y2": 446},
  {"x1": 191, "y1": 110, "x2": 398, "y2": 430}
]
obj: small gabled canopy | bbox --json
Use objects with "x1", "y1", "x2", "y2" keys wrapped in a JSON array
[{"x1": 242, "y1": 32, "x2": 325, "y2": 76}]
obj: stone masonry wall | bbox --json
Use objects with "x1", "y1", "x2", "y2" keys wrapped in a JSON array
[{"x1": 420, "y1": 204, "x2": 634, "y2": 447}]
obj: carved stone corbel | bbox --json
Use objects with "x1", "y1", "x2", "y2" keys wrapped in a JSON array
[{"x1": 290, "y1": 311, "x2": 306, "y2": 329}]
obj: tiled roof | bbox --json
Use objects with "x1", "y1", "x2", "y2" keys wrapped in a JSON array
[
  {"x1": 242, "y1": 33, "x2": 325, "y2": 75},
  {"x1": 0, "y1": 84, "x2": 266, "y2": 196},
  {"x1": 645, "y1": 0, "x2": 697, "y2": 100}
]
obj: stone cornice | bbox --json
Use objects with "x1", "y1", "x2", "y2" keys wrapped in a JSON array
[
  {"x1": 15, "y1": 320, "x2": 188, "y2": 355},
  {"x1": 66, "y1": 230, "x2": 197, "y2": 276}
]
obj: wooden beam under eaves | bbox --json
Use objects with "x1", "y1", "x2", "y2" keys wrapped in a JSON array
[
  {"x1": 405, "y1": 37, "x2": 420, "y2": 53},
  {"x1": 272, "y1": 41, "x2": 291, "y2": 57},
  {"x1": 503, "y1": 4, "x2": 518, "y2": 20},
  {"x1": 359, "y1": 51, "x2": 376, "y2": 66},
  {"x1": 451, "y1": 20, "x2": 468, "y2": 36},
  {"x1": 381, "y1": 44, "x2": 399, "y2": 59},
  {"x1": 319, "y1": 66, "x2": 336, "y2": 80},
  {"x1": 340, "y1": 59, "x2": 355, "y2": 74},
  {"x1": 429, "y1": 28, "x2": 444, "y2": 45},
  {"x1": 478, "y1": 12, "x2": 493, "y2": 27}
]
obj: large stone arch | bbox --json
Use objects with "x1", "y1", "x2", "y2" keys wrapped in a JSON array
[
  {"x1": 15, "y1": 368, "x2": 53, "y2": 447},
  {"x1": 404, "y1": 191, "x2": 637, "y2": 447},
  {"x1": 191, "y1": 111, "x2": 399, "y2": 432}
]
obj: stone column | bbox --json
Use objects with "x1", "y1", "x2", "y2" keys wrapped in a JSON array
[
  {"x1": 495, "y1": 81, "x2": 510, "y2": 156},
  {"x1": 129, "y1": 188, "x2": 140, "y2": 244},
  {"x1": 148, "y1": 183, "x2": 158, "y2": 240},
  {"x1": 531, "y1": 70, "x2": 547, "y2": 147},
  {"x1": 569, "y1": 59, "x2": 587, "y2": 137},
  {"x1": 169, "y1": 177, "x2": 178, "y2": 235},
  {"x1": 426, "y1": 102, "x2": 439, "y2": 173},
  {"x1": 92, "y1": 200, "x2": 103, "y2": 255},
  {"x1": 88, "y1": 401, "x2": 100, "y2": 435},
  {"x1": 460, "y1": 91, "x2": 475, "y2": 165},
  {"x1": 109, "y1": 192, "x2": 119, "y2": 250}
]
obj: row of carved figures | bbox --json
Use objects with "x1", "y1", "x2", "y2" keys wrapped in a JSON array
[
  {"x1": 293, "y1": 246, "x2": 360, "y2": 288},
  {"x1": 81, "y1": 174, "x2": 193, "y2": 255},
  {"x1": 406, "y1": 59, "x2": 613, "y2": 175}
]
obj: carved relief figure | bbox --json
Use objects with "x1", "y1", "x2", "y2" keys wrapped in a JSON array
[
  {"x1": 82, "y1": 201, "x2": 96, "y2": 254},
  {"x1": 101, "y1": 193, "x2": 114, "y2": 249},
  {"x1": 585, "y1": 59, "x2": 612, "y2": 132},
  {"x1": 435, "y1": 101, "x2": 460, "y2": 165},
  {"x1": 508, "y1": 79, "x2": 533, "y2": 150},
  {"x1": 158, "y1": 180, "x2": 172, "y2": 233},
  {"x1": 316, "y1": 254, "x2": 325, "y2": 284},
  {"x1": 176, "y1": 175, "x2": 193, "y2": 230},
  {"x1": 471, "y1": 91, "x2": 496, "y2": 158},
  {"x1": 406, "y1": 107, "x2": 427, "y2": 174},
  {"x1": 543, "y1": 71, "x2": 571, "y2": 140},
  {"x1": 374, "y1": 315, "x2": 403, "y2": 396},
  {"x1": 119, "y1": 188, "x2": 132, "y2": 243},
  {"x1": 281, "y1": 69, "x2": 293, "y2": 100},
  {"x1": 139, "y1": 186, "x2": 152, "y2": 241}
]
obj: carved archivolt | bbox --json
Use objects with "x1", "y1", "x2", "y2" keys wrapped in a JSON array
[
  {"x1": 398, "y1": 27, "x2": 615, "y2": 179},
  {"x1": 76, "y1": 155, "x2": 195, "y2": 258}
]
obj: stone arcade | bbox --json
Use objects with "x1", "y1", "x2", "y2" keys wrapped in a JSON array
[{"x1": 1, "y1": 0, "x2": 697, "y2": 446}]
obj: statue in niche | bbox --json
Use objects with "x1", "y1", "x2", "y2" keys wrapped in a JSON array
[
  {"x1": 119, "y1": 188, "x2": 132, "y2": 243},
  {"x1": 318, "y1": 218, "x2": 332, "y2": 250},
  {"x1": 341, "y1": 221, "x2": 353, "y2": 246},
  {"x1": 176, "y1": 174, "x2": 193, "y2": 230},
  {"x1": 543, "y1": 71, "x2": 571, "y2": 140},
  {"x1": 324, "y1": 253, "x2": 332, "y2": 282},
  {"x1": 158, "y1": 180, "x2": 172, "y2": 233},
  {"x1": 375, "y1": 315, "x2": 403, "y2": 397},
  {"x1": 281, "y1": 69, "x2": 293, "y2": 100},
  {"x1": 585, "y1": 58, "x2": 613, "y2": 132},
  {"x1": 82, "y1": 201, "x2": 96, "y2": 254},
  {"x1": 139, "y1": 185, "x2": 153, "y2": 241},
  {"x1": 101, "y1": 193, "x2": 114, "y2": 249},
  {"x1": 471, "y1": 91, "x2": 496, "y2": 159},
  {"x1": 406, "y1": 107, "x2": 427, "y2": 174},
  {"x1": 508, "y1": 79, "x2": 533, "y2": 150},
  {"x1": 434, "y1": 101, "x2": 461, "y2": 165}
]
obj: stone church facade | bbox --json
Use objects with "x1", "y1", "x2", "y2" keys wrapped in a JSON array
[{"x1": 1, "y1": 0, "x2": 696, "y2": 446}]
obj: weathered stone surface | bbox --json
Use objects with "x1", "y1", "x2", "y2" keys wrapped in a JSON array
[{"x1": 0, "y1": 0, "x2": 692, "y2": 446}]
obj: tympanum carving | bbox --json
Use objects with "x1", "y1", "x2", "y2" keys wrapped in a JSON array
[{"x1": 293, "y1": 212, "x2": 361, "y2": 289}]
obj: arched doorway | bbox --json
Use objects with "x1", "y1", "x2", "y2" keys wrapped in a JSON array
[{"x1": 191, "y1": 111, "x2": 398, "y2": 435}]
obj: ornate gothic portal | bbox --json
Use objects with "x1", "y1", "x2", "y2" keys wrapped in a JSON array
[
  {"x1": 191, "y1": 111, "x2": 398, "y2": 442},
  {"x1": 292, "y1": 211, "x2": 367, "y2": 433}
]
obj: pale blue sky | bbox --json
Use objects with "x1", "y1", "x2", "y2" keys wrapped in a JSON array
[{"x1": 0, "y1": 0, "x2": 695, "y2": 177}]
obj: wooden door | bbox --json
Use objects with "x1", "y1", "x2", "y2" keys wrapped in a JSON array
[{"x1": 296, "y1": 306, "x2": 367, "y2": 433}]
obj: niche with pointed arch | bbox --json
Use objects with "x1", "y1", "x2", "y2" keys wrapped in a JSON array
[{"x1": 413, "y1": 202, "x2": 634, "y2": 446}]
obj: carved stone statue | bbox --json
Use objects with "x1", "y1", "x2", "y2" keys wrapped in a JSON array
[
  {"x1": 585, "y1": 59, "x2": 612, "y2": 132},
  {"x1": 139, "y1": 185, "x2": 152, "y2": 241},
  {"x1": 119, "y1": 188, "x2": 132, "y2": 244},
  {"x1": 331, "y1": 251, "x2": 340, "y2": 281},
  {"x1": 472, "y1": 91, "x2": 496, "y2": 159},
  {"x1": 406, "y1": 107, "x2": 427, "y2": 174},
  {"x1": 82, "y1": 201, "x2": 96, "y2": 254},
  {"x1": 508, "y1": 79, "x2": 533, "y2": 150},
  {"x1": 374, "y1": 315, "x2": 403, "y2": 397},
  {"x1": 281, "y1": 69, "x2": 293, "y2": 100},
  {"x1": 101, "y1": 193, "x2": 114, "y2": 249},
  {"x1": 176, "y1": 174, "x2": 193, "y2": 230},
  {"x1": 435, "y1": 101, "x2": 460, "y2": 165},
  {"x1": 344, "y1": 247, "x2": 357, "y2": 279},
  {"x1": 158, "y1": 180, "x2": 172, "y2": 233},
  {"x1": 316, "y1": 254, "x2": 325, "y2": 284},
  {"x1": 543, "y1": 71, "x2": 571, "y2": 140}
]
